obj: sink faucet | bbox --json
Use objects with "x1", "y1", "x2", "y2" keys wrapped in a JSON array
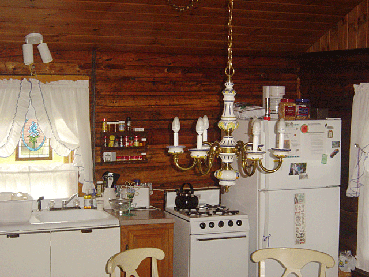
[
  {"x1": 62, "y1": 193, "x2": 78, "y2": 209},
  {"x1": 37, "y1": 196, "x2": 44, "y2": 211}
]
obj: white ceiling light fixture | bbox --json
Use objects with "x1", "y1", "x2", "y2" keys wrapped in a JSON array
[{"x1": 22, "y1": 33, "x2": 53, "y2": 65}]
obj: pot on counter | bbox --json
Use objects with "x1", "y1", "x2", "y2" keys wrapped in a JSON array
[{"x1": 175, "y1": 183, "x2": 199, "y2": 210}]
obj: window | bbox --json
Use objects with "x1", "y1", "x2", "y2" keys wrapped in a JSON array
[
  {"x1": 0, "y1": 118, "x2": 78, "y2": 199},
  {"x1": 0, "y1": 77, "x2": 93, "y2": 199}
]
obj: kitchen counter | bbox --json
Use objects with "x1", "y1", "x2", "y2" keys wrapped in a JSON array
[
  {"x1": 106, "y1": 208, "x2": 175, "y2": 226},
  {"x1": 0, "y1": 208, "x2": 174, "y2": 235}
]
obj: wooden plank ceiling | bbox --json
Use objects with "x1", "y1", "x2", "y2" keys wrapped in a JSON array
[{"x1": 0, "y1": 0, "x2": 363, "y2": 57}]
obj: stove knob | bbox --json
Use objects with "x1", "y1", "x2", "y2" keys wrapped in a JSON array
[
  {"x1": 228, "y1": 220, "x2": 234, "y2": 227},
  {"x1": 200, "y1": 222, "x2": 206, "y2": 229},
  {"x1": 236, "y1": 220, "x2": 243, "y2": 226},
  {"x1": 218, "y1": 221, "x2": 224, "y2": 228},
  {"x1": 209, "y1": 222, "x2": 215, "y2": 228}
]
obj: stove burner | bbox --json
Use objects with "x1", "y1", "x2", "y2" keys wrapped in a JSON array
[{"x1": 174, "y1": 204, "x2": 239, "y2": 217}]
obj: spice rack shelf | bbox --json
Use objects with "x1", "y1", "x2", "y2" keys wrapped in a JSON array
[{"x1": 99, "y1": 130, "x2": 148, "y2": 165}]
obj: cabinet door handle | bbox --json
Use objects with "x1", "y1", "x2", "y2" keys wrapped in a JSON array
[
  {"x1": 81, "y1": 229, "x2": 93, "y2": 233},
  {"x1": 7, "y1": 234, "x2": 20, "y2": 238}
]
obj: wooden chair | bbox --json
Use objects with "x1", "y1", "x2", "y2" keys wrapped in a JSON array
[
  {"x1": 251, "y1": 248, "x2": 335, "y2": 277},
  {"x1": 106, "y1": 247, "x2": 165, "y2": 277}
]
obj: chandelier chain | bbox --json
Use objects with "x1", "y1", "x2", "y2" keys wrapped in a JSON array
[
  {"x1": 225, "y1": 0, "x2": 234, "y2": 82},
  {"x1": 167, "y1": 0, "x2": 200, "y2": 12}
]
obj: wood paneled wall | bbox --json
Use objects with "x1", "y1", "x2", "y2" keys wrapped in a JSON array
[
  {"x1": 308, "y1": 0, "x2": 369, "y2": 52},
  {"x1": 93, "y1": 52, "x2": 299, "y2": 208},
  {"x1": 0, "y1": 48, "x2": 299, "y2": 209}
]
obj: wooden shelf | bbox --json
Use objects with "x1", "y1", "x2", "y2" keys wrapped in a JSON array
[
  {"x1": 98, "y1": 129, "x2": 149, "y2": 165},
  {"x1": 97, "y1": 159, "x2": 148, "y2": 166},
  {"x1": 101, "y1": 146, "x2": 146, "y2": 151}
]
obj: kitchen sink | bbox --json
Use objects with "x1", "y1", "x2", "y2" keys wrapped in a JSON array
[{"x1": 33, "y1": 209, "x2": 112, "y2": 223}]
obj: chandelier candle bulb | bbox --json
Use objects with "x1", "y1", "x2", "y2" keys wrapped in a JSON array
[
  {"x1": 252, "y1": 119, "x2": 261, "y2": 152},
  {"x1": 277, "y1": 119, "x2": 286, "y2": 149},
  {"x1": 202, "y1": 115, "x2": 209, "y2": 142},
  {"x1": 196, "y1": 117, "x2": 204, "y2": 149},
  {"x1": 172, "y1": 117, "x2": 180, "y2": 147}
]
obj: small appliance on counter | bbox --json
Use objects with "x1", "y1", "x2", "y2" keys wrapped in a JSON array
[
  {"x1": 102, "y1": 171, "x2": 120, "y2": 188},
  {"x1": 120, "y1": 185, "x2": 150, "y2": 209},
  {"x1": 102, "y1": 171, "x2": 120, "y2": 209}
]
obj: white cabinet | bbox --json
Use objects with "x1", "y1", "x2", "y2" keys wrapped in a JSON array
[
  {"x1": 51, "y1": 227, "x2": 120, "y2": 277},
  {"x1": 0, "y1": 232, "x2": 50, "y2": 277},
  {"x1": 0, "y1": 227, "x2": 120, "y2": 277}
]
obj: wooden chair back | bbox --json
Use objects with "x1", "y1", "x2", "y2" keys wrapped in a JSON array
[
  {"x1": 106, "y1": 247, "x2": 165, "y2": 277},
  {"x1": 251, "y1": 248, "x2": 335, "y2": 277}
]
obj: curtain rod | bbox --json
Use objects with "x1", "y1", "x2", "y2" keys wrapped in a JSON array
[{"x1": 0, "y1": 75, "x2": 89, "y2": 82}]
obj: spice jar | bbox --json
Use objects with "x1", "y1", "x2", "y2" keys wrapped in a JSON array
[
  {"x1": 126, "y1": 117, "x2": 131, "y2": 132},
  {"x1": 295, "y1": 99, "x2": 310, "y2": 120},
  {"x1": 102, "y1": 118, "x2": 108, "y2": 132},
  {"x1": 278, "y1": 99, "x2": 296, "y2": 120},
  {"x1": 118, "y1": 121, "x2": 125, "y2": 132},
  {"x1": 133, "y1": 135, "x2": 140, "y2": 147}
]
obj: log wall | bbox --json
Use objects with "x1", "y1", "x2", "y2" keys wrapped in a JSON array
[{"x1": 0, "y1": 49, "x2": 299, "y2": 209}]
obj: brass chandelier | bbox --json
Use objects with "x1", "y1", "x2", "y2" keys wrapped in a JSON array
[{"x1": 167, "y1": 0, "x2": 290, "y2": 187}]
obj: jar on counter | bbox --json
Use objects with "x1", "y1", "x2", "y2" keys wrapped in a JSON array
[
  {"x1": 295, "y1": 99, "x2": 310, "y2": 120},
  {"x1": 278, "y1": 99, "x2": 296, "y2": 120}
]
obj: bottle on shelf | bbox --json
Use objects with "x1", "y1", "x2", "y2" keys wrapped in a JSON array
[
  {"x1": 119, "y1": 121, "x2": 125, "y2": 132},
  {"x1": 102, "y1": 118, "x2": 108, "y2": 132},
  {"x1": 126, "y1": 117, "x2": 131, "y2": 131}
]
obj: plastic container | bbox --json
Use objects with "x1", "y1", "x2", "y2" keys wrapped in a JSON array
[
  {"x1": 84, "y1": 191, "x2": 92, "y2": 209},
  {"x1": 103, "y1": 188, "x2": 116, "y2": 210},
  {"x1": 0, "y1": 192, "x2": 33, "y2": 223},
  {"x1": 295, "y1": 99, "x2": 310, "y2": 120},
  {"x1": 279, "y1": 98, "x2": 296, "y2": 120}
]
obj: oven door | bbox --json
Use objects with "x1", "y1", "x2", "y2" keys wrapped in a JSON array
[{"x1": 190, "y1": 231, "x2": 249, "y2": 277}]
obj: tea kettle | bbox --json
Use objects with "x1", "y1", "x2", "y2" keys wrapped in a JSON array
[{"x1": 175, "y1": 183, "x2": 199, "y2": 210}]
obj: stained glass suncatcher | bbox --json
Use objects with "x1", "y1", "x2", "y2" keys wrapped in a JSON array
[{"x1": 16, "y1": 118, "x2": 52, "y2": 161}]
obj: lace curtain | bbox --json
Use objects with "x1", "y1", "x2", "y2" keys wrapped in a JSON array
[
  {"x1": 347, "y1": 83, "x2": 369, "y2": 272},
  {"x1": 0, "y1": 78, "x2": 94, "y2": 197}
]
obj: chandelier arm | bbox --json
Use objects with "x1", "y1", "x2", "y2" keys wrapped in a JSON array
[
  {"x1": 196, "y1": 158, "x2": 213, "y2": 175},
  {"x1": 257, "y1": 157, "x2": 284, "y2": 173},
  {"x1": 172, "y1": 154, "x2": 198, "y2": 171},
  {"x1": 241, "y1": 159, "x2": 257, "y2": 176},
  {"x1": 196, "y1": 142, "x2": 221, "y2": 175}
]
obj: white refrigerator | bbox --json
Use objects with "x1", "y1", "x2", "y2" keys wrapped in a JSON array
[{"x1": 221, "y1": 118, "x2": 341, "y2": 277}]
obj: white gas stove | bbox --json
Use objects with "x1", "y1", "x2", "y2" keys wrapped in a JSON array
[{"x1": 165, "y1": 187, "x2": 249, "y2": 277}]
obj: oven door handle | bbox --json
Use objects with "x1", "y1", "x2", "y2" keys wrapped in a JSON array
[{"x1": 197, "y1": 235, "x2": 247, "y2": 242}]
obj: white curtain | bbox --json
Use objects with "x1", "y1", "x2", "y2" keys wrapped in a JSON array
[
  {"x1": 0, "y1": 78, "x2": 93, "y2": 194},
  {"x1": 0, "y1": 163, "x2": 78, "y2": 199},
  {"x1": 347, "y1": 83, "x2": 369, "y2": 271}
]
